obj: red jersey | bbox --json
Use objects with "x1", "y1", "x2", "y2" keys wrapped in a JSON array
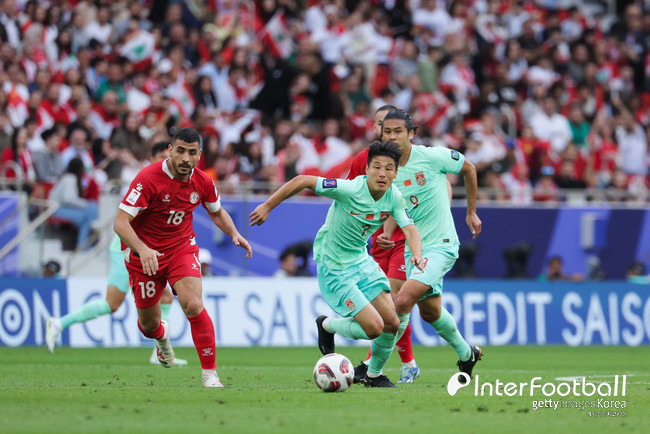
[
  {"x1": 347, "y1": 148, "x2": 406, "y2": 258},
  {"x1": 119, "y1": 160, "x2": 221, "y2": 254}
]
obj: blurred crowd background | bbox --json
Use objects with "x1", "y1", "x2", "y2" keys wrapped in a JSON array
[{"x1": 1, "y1": 0, "x2": 649, "y2": 204}]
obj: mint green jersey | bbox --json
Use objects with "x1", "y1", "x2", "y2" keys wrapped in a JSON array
[
  {"x1": 313, "y1": 176, "x2": 413, "y2": 269},
  {"x1": 395, "y1": 145, "x2": 465, "y2": 254}
]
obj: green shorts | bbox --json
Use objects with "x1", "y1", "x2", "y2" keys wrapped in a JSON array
[
  {"x1": 107, "y1": 234, "x2": 129, "y2": 294},
  {"x1": 405, "y1": 245, "x2": 458, "y2": 300},
  {"x1": 317, "y1": 256, "x2": 390, "y2": 318}
]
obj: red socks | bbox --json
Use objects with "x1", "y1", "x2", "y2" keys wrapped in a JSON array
[
  {"x1": 366, "y1": 323, "x2": 414, "y2": 363},
  {"x1": 188, "y1": 308, "x2": 217, "y2": 370},
  {"x1": 137, "y1": 320, "x2": 165, "y2": 340}
]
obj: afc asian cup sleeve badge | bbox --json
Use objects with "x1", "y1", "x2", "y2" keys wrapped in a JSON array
[
  {"x1": 345, "y1": 299, "x2": 356, "y2": 311},
  {"x1": 190, "y1": 191, "x2": 200, "y2": 204},
  {"x1": 415, "y1": 171, "x2": 426, "y2": 186},
  {"x1": 125, "y1": 188, "x2": 141, "y2": 205}
]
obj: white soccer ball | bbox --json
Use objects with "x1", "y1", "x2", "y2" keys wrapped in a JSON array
[{"x1": 313, "y1": 353, "x2": 354, "y2": 392}]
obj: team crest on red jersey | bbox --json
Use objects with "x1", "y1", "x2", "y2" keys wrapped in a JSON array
[
  {"x1": 190, "y1": 192, "x2": 199, "y2": 204},
  {"x1": 415, "y1": 171, "x2": 426, "y2": 186},
  {"x1": 345, "y1": 299, "x2": 356, "y2": 310}
]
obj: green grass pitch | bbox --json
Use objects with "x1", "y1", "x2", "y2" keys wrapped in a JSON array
[{"x1": 1, "y1": 346, "x2": 647, "y2": 433}]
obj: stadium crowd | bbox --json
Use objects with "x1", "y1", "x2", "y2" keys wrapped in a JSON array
[{"x1": 0, "y1": 0, "x2": 649, "y2": 205}]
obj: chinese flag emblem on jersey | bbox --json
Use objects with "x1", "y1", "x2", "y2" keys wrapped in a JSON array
[{"x1": 416, "y1": 171, "x2": 426, "y2": 186}]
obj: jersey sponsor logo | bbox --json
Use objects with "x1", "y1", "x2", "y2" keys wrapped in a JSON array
[
  {"x1": 125, "y1": 188, "x2": 141, "y2": 205},
  {"x1": 404, "y1": 179, "x2": 412, "y2": 187},
  {"x1": 345, "y1": 299, "x2": 356, "y2": 310},
  {"x1": 190, "y1": 191, "x2": 199, "y2": 204},
  {"x1": 416, "y1": 171, "x2": 426, "y2": 186},
  {"x1": 322, "y1": 178, "x2": 337, "y2": 188},
  {"x1": 398, "y1": 264, "x2": 406, "y2": 272},
  {"x1": 451, "y1": 150, "x2": 460, "y2": 161},
  {"x1": 136, "y1": 183, "x2": 143, "y2": 191},
  {"x1": 350, "y1": 211, "x2": 361, "y2": 215},
  {"x1": 163, "y1": 194, "x2": 170, "y2": 202},
  {"x1": 380, "y1": 211, "x2": 390, "y2": 220}
]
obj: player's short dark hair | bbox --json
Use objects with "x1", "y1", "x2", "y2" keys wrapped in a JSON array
[
  {"x1": 383, "y1": 109, "x2": 416, "y2": 133},
  {"x1": 172, "y1": 128, "x2": 201, "y2": 147},
  {"x1": 151, "y1": 141, "x2": 170, "y2": 157},
  {"x1": 375, "y1": 104, "x2": 397, "y2": 114},
  {"x1": 367, "y1": 140, "x2": 402, "y2": 167}
]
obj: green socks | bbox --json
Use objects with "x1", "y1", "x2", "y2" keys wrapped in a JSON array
[
  {"x1": 160, "y1": 303, "x2": 171, "y2": 323},
  {"x1": 326, "y1": 317, "x2": 370, "y2": 340},
  {"x1": 59, "y1": 300, "x2": 174, "y2": 332},
  {"x1": 60, "y1": 299, "x2": 111, "y2": 329},
  {"x1": 396, "y1": 312, "x2": 410, "y2": 341},
  {"x1": 368, "y1": 331, "x2": 397, "y2": 376},
  {"x1": 367, "y1": 312, "x2": 409, "y2": 376},
  {"x1": 431, "y1": 307, "x2": 471, "y2": 361}
]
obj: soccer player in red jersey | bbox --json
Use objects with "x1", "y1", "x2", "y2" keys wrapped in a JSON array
[{"x1": 114, "y1": 128, "x2": 252, "y2": 388}]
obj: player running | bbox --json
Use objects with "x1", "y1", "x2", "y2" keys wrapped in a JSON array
[
  {"x1": 380, "y1": 109, "x2": 483, "y2": 381},
  {"x1": 45, "y1": 142, "x2": 188, "y2": 367},
  {"x1": 114, "y1": 128, "x2": 252, "y2": 388},
  {"x1": 250, "y1": 141, "x2": 423, "y2": 387},
  {"x1": 347, "y1": 104, "x2": 423, "y2": 383}
]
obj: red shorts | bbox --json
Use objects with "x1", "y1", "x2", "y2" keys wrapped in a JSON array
[
  {"x1": 125, "y1": 248, "x2": 201, "y2": 308},
  {"x1": 373, "y1": 240, "x2": 406, "y2": 281}
]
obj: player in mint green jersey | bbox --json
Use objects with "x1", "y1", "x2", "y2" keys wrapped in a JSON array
[
  {"x1": 250, "y1": 141, "x2": 423, "y2": 387},
  {"x1": 380, "y1": 109, "x2": 483, "y2": 382}
]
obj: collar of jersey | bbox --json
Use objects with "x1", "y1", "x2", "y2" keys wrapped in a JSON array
[{"x1": 162, "y1": 158, "x2": 194, "y2": 180}]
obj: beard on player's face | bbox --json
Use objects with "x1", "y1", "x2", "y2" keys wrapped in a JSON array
[{"x1": 171, "y1": 157, "x2": 196, "y2": 177}]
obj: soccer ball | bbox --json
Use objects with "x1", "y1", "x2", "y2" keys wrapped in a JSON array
[{"x1": 313, "y1": 353, "x2": 354, "y2": 392}]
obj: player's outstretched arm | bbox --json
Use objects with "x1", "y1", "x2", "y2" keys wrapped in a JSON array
[
  {"x1": 113, "y1": 209, "x2": 163, "y2": 276},
  {"x1": 249, "y1": 175, "x2": 318, "y2": 226},
  {"x1": 459, "y1": 159, "x2": 482, "y2": 239},
  {"x1": 208, "y1": 208, "x2": 253, "y2": 259},
  {"x1": 402, "y1": 224, "x2": 424, "y2": 271}
]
